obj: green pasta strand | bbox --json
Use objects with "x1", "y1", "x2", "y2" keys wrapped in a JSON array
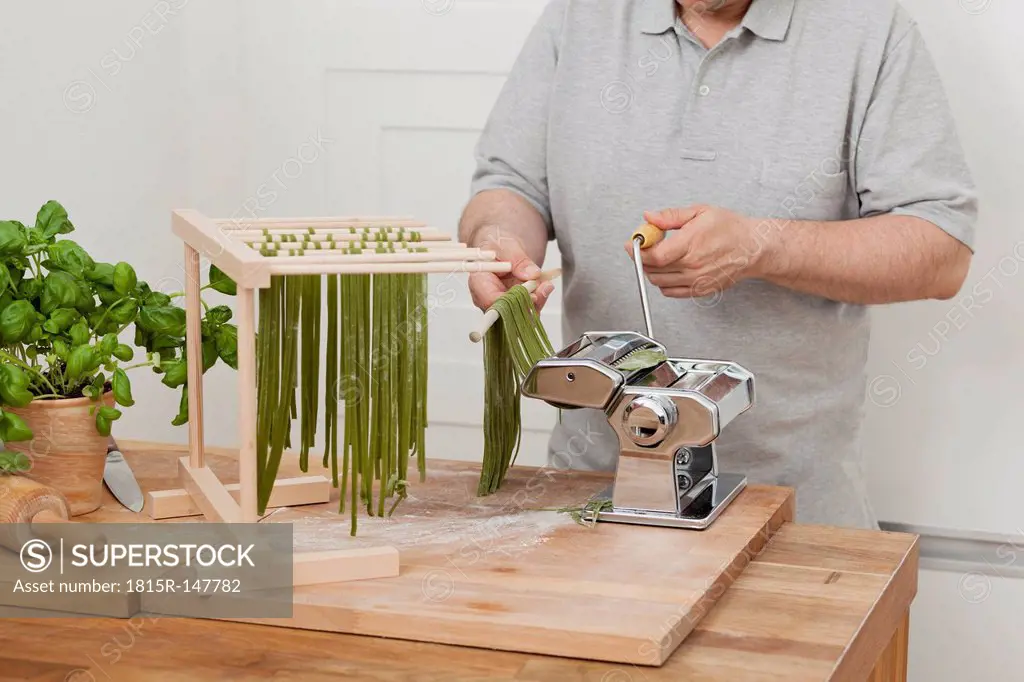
[
  {"x1": 254, "y1": 271, "x2": 428, "y2": 534},
  {"x1": 479, "y1": 285, "x2": 554, "y2": 496}
]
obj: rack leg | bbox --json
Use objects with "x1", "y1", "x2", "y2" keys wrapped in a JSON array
[
  {"x1": 184, "y1": 244, "x2": 205, "y2": 469},
  {"x1": 237, "y1": 286, "x2": 259, "y2": 523}
]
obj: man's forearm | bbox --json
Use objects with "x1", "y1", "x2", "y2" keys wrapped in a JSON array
[
  {"x1": 459, "y1": 189, "x2": 549, "y2": 267},
  {"x1": 754, "y1": 214, "x2": 972, "y2": 305}
]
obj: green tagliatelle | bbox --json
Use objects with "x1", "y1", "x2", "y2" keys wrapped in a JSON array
[
  {"x1": 478, "y1": 284, "x2": 555, "y2": 496},
  {"x1": 255, "y1": 272, "x2": 428, "y2": 535},
  {"x1": 615, "y1": 348, "x2": 667, "y2": 371}
]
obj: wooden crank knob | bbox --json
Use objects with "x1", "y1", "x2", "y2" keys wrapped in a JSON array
[{"x1": 632, "y1": 223, "x2": 664, "y2": 249}]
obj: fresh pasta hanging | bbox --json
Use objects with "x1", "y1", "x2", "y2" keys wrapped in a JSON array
[
  {"x1": 478, "y1": 284, "x2": 555, "y2": 495},
  {"x1": 254, "y1": 272, "x2": 428, "y2": 535}
]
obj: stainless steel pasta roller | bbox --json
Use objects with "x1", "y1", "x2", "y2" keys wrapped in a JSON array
[{"x1": 520, "y1": 225, "x2": 755, "y2": 529}]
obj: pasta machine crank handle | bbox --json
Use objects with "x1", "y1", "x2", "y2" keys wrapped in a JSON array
[{"x1": 630, "y1": 223, "x2": 664, "y2": 340}]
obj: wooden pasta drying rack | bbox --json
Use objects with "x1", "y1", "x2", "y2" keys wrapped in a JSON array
[{"x1": 150, "y1": 209, "x2": 511, "y2": 585}]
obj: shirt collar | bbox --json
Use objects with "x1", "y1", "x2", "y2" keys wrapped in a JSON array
[
  {"x1": 639, "y1": 0, "x2": 796, "y2": 42},
  {"x1": 741, "y1": 0, "x2": 796, "y2": 41}
]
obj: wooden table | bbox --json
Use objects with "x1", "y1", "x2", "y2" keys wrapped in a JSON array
[{"x1": 0, "y1": 441, "x2": 918, "y2": 682}]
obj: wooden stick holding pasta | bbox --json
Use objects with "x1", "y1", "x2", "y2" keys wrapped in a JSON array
[{"x1": 469, "y1": 269, "x2": 563, "y2": 343}]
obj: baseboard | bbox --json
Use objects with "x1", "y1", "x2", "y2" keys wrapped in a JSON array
[{"x1": 879, "y1": 522, "x2": 1024, "y2": 578}]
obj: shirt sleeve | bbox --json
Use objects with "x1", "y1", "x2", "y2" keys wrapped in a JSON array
[
  {"x1": 470, "y1": 0, "x2": 566, "y2": 240},
  {"x1": 855, "y1": 21, "x2": 978, "y2": 251}
]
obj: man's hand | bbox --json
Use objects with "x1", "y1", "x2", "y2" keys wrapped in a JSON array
[
  {"x1": 468, "y1": 229, "x2": 555, "y2": 311},
  {"x1": 624, "y1": 205, "x2": 769, "y2": 299}
]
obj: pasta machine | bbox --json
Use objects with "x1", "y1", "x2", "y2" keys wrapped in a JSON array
[{"x1": 520, "y1": 225, "x2": 755, "y2": 529}]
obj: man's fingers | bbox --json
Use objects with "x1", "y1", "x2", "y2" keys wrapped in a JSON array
[
  {"x1": 468, "y1": 272, "x2": 508, "y2": 311},
  {"x1": 493, "y1": 237, "x2": 540, "y2": 281},
  {"x1": 641, "y1": 232, "x2": 691, "y2": 269},
  {"x1": 660, "y1": 278, "x2": 726, "y2": 300},
  {"x1": 646, "y1": 272, "x2": 697, "y2": 288},
  {"x1": 643, "y1": 206, "x2": 705, "y2": 231},
  {"x1": 660, "y1": 286, "x2": 699, "y2": 299},
  {"x1": 531, "y1": 281, "x2": 555, "y2": 311}
]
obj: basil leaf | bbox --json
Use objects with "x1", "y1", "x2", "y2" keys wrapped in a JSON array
[
  {"x1": 208, "y1": 265, "x2": 237, "y2": 296},
  {"x1": 206, "y1": 305, "x2": 232, "y2": 326},
  {"x1": 91, "y1": 372, "x2": 106, "y2": 398},
  {"x1": 74, "y1": 277, "x2": 96, "y2": 314},
  {"x1": 214, "y1": 324, "x2": 238, "y2": 369},
  {"x1": 66, "y1": 345, "x2": 99, "y2": 381},
  {"x1": 133, "y1": 324, "x2": 148, "y2": 348},
  {"x1": 86, "y1": 262, "x2": 115, "y2": 288},
  {"x1": 68, "y1": 318, "x2": 91, "y2": 346},
  {"x1": 35, "y1": 200, "x2": 75, "y2": 238},
  {"x1": 45, "y1": 240, "x2": 95, "y2": 277},
  {"x1": 202, "y1": 338, "x2": 218, "y2": 372},
  {"x1": 108, "y1": 299, "x2": 139, "y2": 325},
  {"x1": 25, "y1": 227, "x2": 47, "y2": 245},
  {"x1": 171, "y1": 386, "x2": 189, "y2": 426},
  {"x1": 112, "y1": 262, "x2": 137, "y2": 296},
  {"x1": 111, "y1": 368, "x2": 134, "y2": 407},
  {"x1": 7, "y1": 264, "x2": 24, "y2": 288},
  {"x1": 17, "y1": 277, "x2": 43, "y2": 302},
  {"x1": 98, "y1": 405, "x2": 121, "y2": 420},
  {"x1": 99, "y1": 333, "x2": 118, "y2": 355},
  {"x1": 142, "y1": 291, "x2": 171, "y2": 307},
  {"x1": 52, "y1": 338, "x2": 69, "y2": 359},
  {"x1": 112, "y1": 344, "x2": 134, "y2": 362},
  {"x1": 0, "y1": 221, "x2": 28, "y2": 256},
  {"x1": 42, "y1": 308, "x2": 80, "y2": 334},
  {"x1": 139, "y1": 305, "x2": 186, "y2": 337},
  {"x1": 40, "y1": 271, "x2": 79, "y2": 314},
  {"x1": 0, "y1": 365, "x2": 33, "y2": 407},
  {"x1": 0, "y1": 300, "x2": 37, "y2": 344},
  {"x1": 95, "y1": 412, "x2": 111, "y2": 436},
  {"x1": 160, "y1": 359, "x2": 187, "y2": 388},
  {"x1": 0, "y1": 412, "x2": 33, "y2": 442},
  {"x1": 0, "y1": 449, "x2": 31, "y2": 473},
  {"x1": 95, "y1": 285, "x2": 121, "y2": 306}
]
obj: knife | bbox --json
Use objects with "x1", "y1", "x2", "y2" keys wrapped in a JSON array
[{"x1": 103, "y1": 438, "x2": 144, "y2": 513}]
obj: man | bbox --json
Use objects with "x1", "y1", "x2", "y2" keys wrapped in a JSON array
[{"x1": 458, "y1": 0, "x2": 977, "y2": 528}]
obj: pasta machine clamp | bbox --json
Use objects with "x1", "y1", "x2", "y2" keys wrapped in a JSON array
[{"x1": 520, "y1": 225, "x2": 755, "y2": 529}]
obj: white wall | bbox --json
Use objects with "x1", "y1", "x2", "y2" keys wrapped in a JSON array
[
  {"x1": 862, "y1": 0, "x2": 1024, "y2": 535},
  {"x1": 0, "y1": 0, "x2": 212, "y2": 445},
  {"x1": 0, "y1": 2, "x2": 1019, "y2": 680}
]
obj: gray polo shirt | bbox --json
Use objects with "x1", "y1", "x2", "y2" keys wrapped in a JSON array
[{"x1": 470, "y1": 0, "x2": 977, "y2": 528}]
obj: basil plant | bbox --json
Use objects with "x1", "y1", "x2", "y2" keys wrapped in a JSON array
[{"x1": 0, "y1": 200, "x2": 238, "y2": 441}]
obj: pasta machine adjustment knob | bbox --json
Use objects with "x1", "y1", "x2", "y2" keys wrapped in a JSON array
[{"x1": 622, "y1": 394, "x2": 677, "y2": 447}]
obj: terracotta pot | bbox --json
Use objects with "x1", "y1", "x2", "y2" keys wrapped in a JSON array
[{"x1": 5, "y1": 392, "x2": 114, "y2": 516}]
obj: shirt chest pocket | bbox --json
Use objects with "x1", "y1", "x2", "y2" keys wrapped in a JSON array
[{"x1": 756, "y1": 158, "x2": 853, "y2": 222}]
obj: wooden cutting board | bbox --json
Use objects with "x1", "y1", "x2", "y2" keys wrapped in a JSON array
[{"x1": 91, "y1": 441, "x2": 795, "y2": 667}]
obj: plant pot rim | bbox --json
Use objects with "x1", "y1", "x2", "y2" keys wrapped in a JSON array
[{"x1": 16, "y1": 391, "x2": 113, "y2": 410}]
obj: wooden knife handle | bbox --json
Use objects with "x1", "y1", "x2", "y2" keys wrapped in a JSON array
[{"x1": 31, "y1": 509, "x2": 69, "y2": 525}]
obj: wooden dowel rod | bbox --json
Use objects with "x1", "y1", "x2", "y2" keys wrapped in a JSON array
[
  {"x1": 268, "y1": 261, "x2": 513, "y2": 276},
  {"x1": 216, "y1": 216, "x2": 417, "y2": 225},
  {"x1": 236, "y1": 233, "x2": 451, "y2": 244},
  {"x1": 225, "y1": 223, "x2": 431, "y2": 232},
  {"x1": 236, "y1": 227, "x2": 447, "y2": 238},
  {"x1": 261, "y1": 250, "x2": 496, "y2": 265},
  {"x1": 469, "y1": 269, "x2": 563, "y2": 343},
  {"x1": 236, "y1": 286, "x2": 259, "y2": 523},
  {"x1": 183, "y1": 244, "x2": 205, "y2": 468},
  {"x1": 251, "y1": 241, "x2": 469, "y2": 253},
  {"x1": 224, "y1": 223, "x2": 432, "y2": 233}
]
